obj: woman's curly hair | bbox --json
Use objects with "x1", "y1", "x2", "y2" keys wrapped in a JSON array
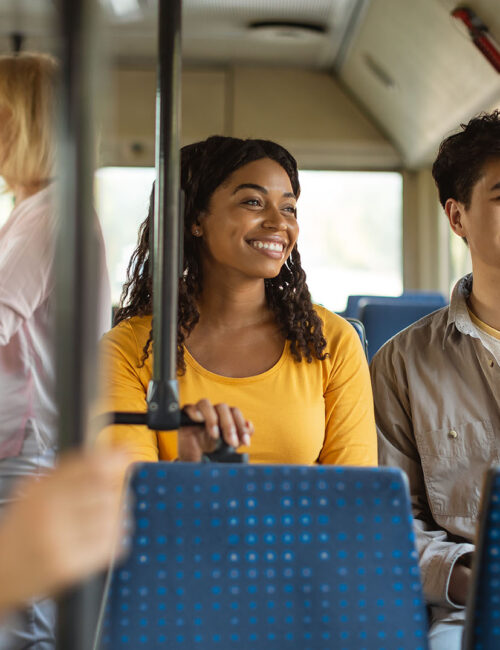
[{"x1": 114, "y1": 135, "x2": 327, "y2": 373}]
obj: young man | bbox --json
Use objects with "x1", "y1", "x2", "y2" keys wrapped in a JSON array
[{"x1": 370, "y1": 110, "x2": 500, "y2": 649}]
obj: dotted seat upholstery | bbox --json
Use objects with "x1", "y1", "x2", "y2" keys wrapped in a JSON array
[
  {"x1": 96, "y1": 463, "x2": 428, "y2": 650},
  {"x1": 464, "y1": 467, "x2": 500, "y2": 650}
]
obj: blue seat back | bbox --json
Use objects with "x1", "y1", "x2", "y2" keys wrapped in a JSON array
[
  {"x1": 401, "y1": 291, "x2": 447, "y2": 304},
  {"x1": 359, "y1": 300, "x2": 444, "y2": 361},
  {"x1": 346, "y1": 317, "x2": 369, "y2": 359},
  {"x1": 96, "y1": 463, "x2": 428, "y2": 650},
  {"x1": 340, "y1": 292, "x2": 446, "y2": 320},
  {"x1": 464, "y1": 467, "x2": 500, "y2": 650},
  {"x1": 341, "y1": 295, "x2": 376, "y2": 319}
]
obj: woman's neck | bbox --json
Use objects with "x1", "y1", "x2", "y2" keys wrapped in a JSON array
[
  {"x1": 13, "y1": 181, "x2": 49, "y2": 206},
  {"x1": 197, "y1": 270, "x2": 270, "y2": 331}
]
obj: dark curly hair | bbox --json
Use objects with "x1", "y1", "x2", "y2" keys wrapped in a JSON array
[
  {"x1": 432, "y1": 110, "x2": 500, "y2": 210},
  {"x1": 114, "y1": 135, "x2": 327, "y2": 373}
]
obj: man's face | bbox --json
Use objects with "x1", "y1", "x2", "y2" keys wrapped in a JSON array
[{"x1": 446, "y1": 157, "x2": 500, "y2": 271}]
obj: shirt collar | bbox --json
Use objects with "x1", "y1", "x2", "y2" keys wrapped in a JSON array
[{"x1": 444, "y1": 273, "x2": 481, "y2": 345}]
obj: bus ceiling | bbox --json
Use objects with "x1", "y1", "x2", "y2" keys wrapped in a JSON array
[{"x1": 0, "y1": 0, "x2": 499, "y2": 170}]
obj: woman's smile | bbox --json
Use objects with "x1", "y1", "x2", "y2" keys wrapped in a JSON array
[{"x1": 246, "y1": 236, "x2": 287, "y2": 258}]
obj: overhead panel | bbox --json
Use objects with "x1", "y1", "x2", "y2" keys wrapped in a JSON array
[
  {"x1": 339, "y1": 0, "x2": 500, "y2": 167},
  {"x1": 231, "y1": 66, "x2": 400, "y2": 169},
  {"x1": 100, "y1": 67, "x2": 228, "y2": 166},
  {"x1": 182, "y1": 0, "x2": 357, "y2": 68},
  {"x1": 185, "y1": 0, "x2": 334, "y2": 18},
  {"x1": 0, "y1": 0, "x2": 364, "y2": 69},
  {"x1": 0, "y1": 0, "x2": 55, "y2": 53}
]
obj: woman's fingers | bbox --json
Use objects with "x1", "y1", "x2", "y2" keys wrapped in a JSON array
[
  {"x1": 179, "y1": 400, "x2": 219, "y2": 461},
  {"x1": 179, "y1": 400, "x2": 253, "y2": 462},
  {"x1": 230, "y1": 407, "x2": 253, "y2": 447},
  {"x1": 214, "y1": 403, "x2": 239, "y2": 447},
  {"x1": 182, "y1": 403, "x2": 205, "y2": 425},
  {"x1": 193, "y1": 398, "x2": 220, "y2": 440}
]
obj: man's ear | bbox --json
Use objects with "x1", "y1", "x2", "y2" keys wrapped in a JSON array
[{"x1": 445, "y1": 198, "x2": 467, "y2": 240}]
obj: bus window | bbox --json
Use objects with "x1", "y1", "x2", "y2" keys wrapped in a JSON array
[
  {"x1": 94, "y1": 166, "x2": 155, "y2": 305},
  {"x1": 95, "y1": 167, "x2": 403, "y2": 311},
  {"x1": 298, "y1": 170, "x2": 403, "y2": 312}
]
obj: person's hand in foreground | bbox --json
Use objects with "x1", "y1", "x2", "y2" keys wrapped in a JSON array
[
  {"x1": 179, "y1": 399, "x2": 254, "y2": 462},
  {"x1": 0, "y1": 450, "x2": 129, "y2": 615}
]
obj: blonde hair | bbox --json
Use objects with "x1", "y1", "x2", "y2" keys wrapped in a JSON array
[{"x1": 0, "y1": 53, "x2": 58, "y2": 192}]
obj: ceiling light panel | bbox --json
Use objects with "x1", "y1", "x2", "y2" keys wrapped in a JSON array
[
  {"x1": 184, "y1": 0, "x2": 335, "y2": 23},
  {"x1": 181, "y1": 0, "x2": 357, "y2": 68}
]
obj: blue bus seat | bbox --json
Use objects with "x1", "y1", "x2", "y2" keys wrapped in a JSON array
[
  {"x1": 463, "y1": 467, "x2": 500, "y2": 650},
  {"x1": 339, "y1": 292, "x2": 446, "y2": 320},
  {"x1": 345, "y1": 317, "x2": 369, "y2": 359},
  {"x1": 340, "y1": 294, "x2": 377, "y2": 319},
  {"x1": 401, "y1": 291, "x2": 447, "y2": 304},
  {"x1": 96, "y1": 463, "x2": 428, "y2": 650},
  {"x1": 359, "y1": 299, "x2": 445, "y2": 361}
]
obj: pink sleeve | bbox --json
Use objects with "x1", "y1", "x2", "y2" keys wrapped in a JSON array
[{"x1": 0, "y1": 205, "x2": 55, "y2": 346}]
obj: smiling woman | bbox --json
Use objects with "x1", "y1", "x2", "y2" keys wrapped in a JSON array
[
  {"x1": 192, "y1": 157, "x2": 299, "y2": 289},
  {"x1": 97, "y1": 135, "x2": 377, "y2": 469}
]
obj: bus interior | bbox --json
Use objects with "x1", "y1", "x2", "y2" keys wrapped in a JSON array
[{"x1": 1, "y1": 0, "x2": 500, "y2": 647}]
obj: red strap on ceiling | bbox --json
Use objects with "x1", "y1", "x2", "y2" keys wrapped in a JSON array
[{"x1": 452, "y1": 6, "x2": 500, "y2": 73}]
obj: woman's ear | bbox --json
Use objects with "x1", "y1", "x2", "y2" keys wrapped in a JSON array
[{"x1": 191, "y1": 223, "x2": 202, "y2": 237}]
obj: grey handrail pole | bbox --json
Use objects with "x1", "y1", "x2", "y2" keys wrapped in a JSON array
[
  {"x1": 147, "y1": 0, "x2": 183, "y2": 426},
  {"x1": 55, "y1": 0, "x2": 102, "y2": 647}
]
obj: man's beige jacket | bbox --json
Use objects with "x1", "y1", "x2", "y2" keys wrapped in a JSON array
[{"x1": 371, "y1": 275, "x2": 500, "y2": 618}]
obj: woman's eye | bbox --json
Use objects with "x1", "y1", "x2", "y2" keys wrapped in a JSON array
[
  {"x1": 283, "y1": 205, "x2": 297, "y2": 216},
  {"x1": 243, "y1": 198, "x2": 262, "y2": 207}
]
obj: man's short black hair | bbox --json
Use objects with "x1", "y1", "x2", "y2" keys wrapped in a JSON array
[{"x1": 432, "y1": 110, "x2": 500, "y2": 209}]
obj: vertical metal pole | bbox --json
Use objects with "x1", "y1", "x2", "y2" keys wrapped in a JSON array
[
  {"x1": 147, "y1": 0, "x2": 183, "y2": 427},
  {"x1": 55, "y1": 0, "x2": 102, "y2": 647},
  {"x1": 152, "y1": 0, "x2": 182, "y2": 384}
]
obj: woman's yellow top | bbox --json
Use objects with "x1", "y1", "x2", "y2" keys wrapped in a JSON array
[{"x1": 97, "y1": 305, "x2": 377, "y2": 466}]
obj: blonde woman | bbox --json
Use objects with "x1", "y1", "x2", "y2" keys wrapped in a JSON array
[{"x1": 0, "y1": 53, "x2": 110, "y2": 648}]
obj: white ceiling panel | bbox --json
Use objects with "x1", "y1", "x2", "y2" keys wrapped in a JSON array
[
  {"x1": 0, "y1": 0, "x2": 55, "y2": 50},
  {"x1": 0, "y1": 0, "x2": 365, "y2": 69},
  {"x1": 184, "y1": 0, "x2": 336, "y2": 21},
  {"x1": 339, "y1": 0, "x2": 500, "y2": 167}
]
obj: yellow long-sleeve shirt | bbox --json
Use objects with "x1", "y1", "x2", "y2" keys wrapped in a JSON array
[{"x1": 97, "y1": 305, "x2": 377, "y2": 466}]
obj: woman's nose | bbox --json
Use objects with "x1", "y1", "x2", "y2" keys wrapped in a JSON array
[{"x1": 262, "y1": 204, "x2": 287, "y2": 230}]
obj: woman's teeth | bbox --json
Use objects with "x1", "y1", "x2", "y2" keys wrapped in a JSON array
[{"x1": 250, "y1": 241, "x2": 284, "y2": 252}]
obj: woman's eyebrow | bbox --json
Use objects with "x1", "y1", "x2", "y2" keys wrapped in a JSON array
[
  {"x1": 232, "y1": 183, "x2": 268, "y2": 195},
  {"x1": 232, "y1": 183, "x2": 295, "y2": 199},
  {"x1": 489, "y1": 180, "x2": 500, "y2": 192}
]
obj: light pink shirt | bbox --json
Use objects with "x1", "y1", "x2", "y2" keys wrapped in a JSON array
[{"x1": 0, "y1": 185, "x2": 111, "y2": 459}]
